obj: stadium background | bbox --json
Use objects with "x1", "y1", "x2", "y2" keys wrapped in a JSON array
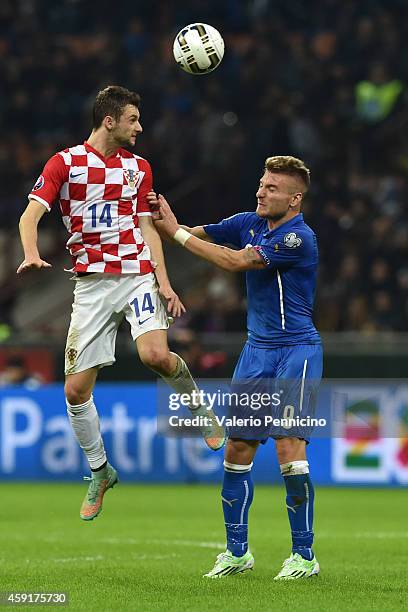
[
  {"x1": 0, "y1": 0, "x2": 407, "y2": 487},
  {"x1": 1, "y1": 3, "x2": 407, "y2": 610}
]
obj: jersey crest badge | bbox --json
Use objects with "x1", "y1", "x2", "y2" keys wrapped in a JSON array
[
  {"x1": 32, "y1": 175, "x2": 45, "y2": 191},
  {"x1": 123, "y1": 169, "x2": 139, "y2": 190},
  {"x1": 284, "y1": 232, "x2": 302, "y2": 248},
  {"x1": 65, "y1": 347, "x2": 78, "y2": 367}
]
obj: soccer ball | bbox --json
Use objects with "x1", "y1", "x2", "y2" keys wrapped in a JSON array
[{"x1": 173, "y1": 23, "x2": 224, "y2": 75}]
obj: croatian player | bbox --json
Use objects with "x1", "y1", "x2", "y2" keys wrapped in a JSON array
[
  {"x1": 17, "y1": 85, "x2": 225, "y2": 522},
  {"x1": 148, "y1": 156, "x2": 322, "y2": 580}
]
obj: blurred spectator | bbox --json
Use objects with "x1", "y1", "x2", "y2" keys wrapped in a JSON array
[
  {"x1": 371, "y1": 290, "x2": 395, "y2": 331},
  {"x1": 0, "y1": 355, "x2": 43, "y2": 389},
  {"x1": 188, "y1": 271, "x2": 246, "y2": 333},
  {"x1": 0, "y1": 0, "x2": 407, "y2": 334},
  {"x1": 355, "y1": 62, "x2": 403, "y2": 124},
  {"x1": 170, "y1": 329, "x2": 227, "y2": 377},
  {"x1": 355, "y1": 61, "x2": 405, "y2": 169}
]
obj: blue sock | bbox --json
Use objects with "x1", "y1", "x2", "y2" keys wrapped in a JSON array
[
  {"x1": 221, "y1": 462, "x2": 254, "y2": 557},
  {"x1": 282, "y1": 465, "x2": 314, "y2": 561}
]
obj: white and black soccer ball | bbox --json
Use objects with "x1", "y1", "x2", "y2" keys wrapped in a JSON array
[{"x1": 173, "y1": 23, "x2": 224, "y2": 75}]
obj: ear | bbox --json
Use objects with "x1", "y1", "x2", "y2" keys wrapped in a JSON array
[
  {"x1": 103, "y1": 115, "x2": 115, "y2": 131},
  {"x1": 290, "y1": 192, "x2": 303, "y2": 208}
]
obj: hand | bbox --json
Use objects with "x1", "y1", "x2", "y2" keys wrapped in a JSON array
[
  {"x1": 155, "y1": 194, "x2": 180, "y2": 238},
  {"x1": 147, "y1": 190, "x2": 162, "y2": 221},
  {"x1": 17, "y1": 257, "x2": 52, "y2": 274},
  {"x1": 159, "y1": 283, "x2": 186, "y2": 318}
]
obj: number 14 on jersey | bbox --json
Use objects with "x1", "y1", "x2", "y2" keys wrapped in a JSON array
[{"x1": 88, "y1": 203, "x2": 112, "y2": 228}]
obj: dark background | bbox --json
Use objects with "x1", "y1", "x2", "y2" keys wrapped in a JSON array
[{"x1": 0, "y1": 0, "x2": 407, "y2": 382}]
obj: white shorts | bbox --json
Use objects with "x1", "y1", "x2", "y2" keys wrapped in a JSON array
[{"x1": 64, "y1": 273, "x2": 169, "y2": 375}]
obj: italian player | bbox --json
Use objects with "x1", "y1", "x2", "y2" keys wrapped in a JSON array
[
  {"x1": 17, "y1": 85, "x2": 225, "y2": 521},
  {"x1": 148, "y1": 156, "x2": 322, "y2": 580}
]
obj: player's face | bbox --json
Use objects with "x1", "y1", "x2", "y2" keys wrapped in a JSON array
[
  {"x1": 112, "y1": 104, "x2": 142, "y2": 147},
  {"x1": 256, "y1": 171, "x2": 301, "y2": 222}
]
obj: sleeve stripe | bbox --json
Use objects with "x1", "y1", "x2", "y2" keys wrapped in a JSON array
[
  {"x1": 138, "y1": 212, "x2": 152, "y2": 217},
  {"x1": 28, "y1": 195, "x2": 51, "y2": 211},
  {"x1": 276, "y1": 270, "x2": 286, "y2": 330}
]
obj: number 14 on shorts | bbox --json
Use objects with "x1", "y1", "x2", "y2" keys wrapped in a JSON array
[{"x1": 131, "y1": 292, "x2": 155, "y2": 324}]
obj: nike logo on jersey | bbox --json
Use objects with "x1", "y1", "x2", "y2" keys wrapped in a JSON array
[
  {"x1": 70, "y1": 172, "x2": 85, "y2": 178},
  {"x1": 138, "y1": 315, "x2": 153, "y2": 325},
  {"x1": 249, "y1": 229, "x2": 255, "y2": 237}
]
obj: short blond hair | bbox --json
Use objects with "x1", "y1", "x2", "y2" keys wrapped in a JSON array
[{"x1": 265, "y1": 156, "x2": 310, "y2": 191}]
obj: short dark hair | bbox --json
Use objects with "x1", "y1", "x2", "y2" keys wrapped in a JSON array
[
  {"x1": 92, "y1": 85, "x2": 141, "y2": 129},
  {"x1": 265, "y1": 155, "x2": 311, "y2": 192}
]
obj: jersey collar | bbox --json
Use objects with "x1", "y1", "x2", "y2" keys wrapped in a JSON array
[
  {"x1": 262, "y1": 213, "x2": 303, "y2": 238},
  {"x1": 84, "y1": 141, "x2": 121, "y2": 162}
]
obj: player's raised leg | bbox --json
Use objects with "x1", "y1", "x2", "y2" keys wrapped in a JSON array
[
  {"x1": 136, "y1": 329, "x2": 225, "y2": 450},
  {"x1": 204, "y1": 439, "x2": 257, "y2": 578},
  {"x1": 65, "y1": 368, "x2": 118, "y2": 521},
  {"x1": 273, "y1": 437, "x2": 319, "y2": 579}
]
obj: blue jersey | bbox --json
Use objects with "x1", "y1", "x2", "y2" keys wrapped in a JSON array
[{"x1": 204, "y1": 212, "x2": 321, "y2": 348}]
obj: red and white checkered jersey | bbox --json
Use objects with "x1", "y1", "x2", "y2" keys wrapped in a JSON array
[{"x1": 29, "y1": 141, "x2": 154, "y2": 274}]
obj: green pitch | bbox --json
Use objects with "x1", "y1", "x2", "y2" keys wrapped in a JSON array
[{"x1": 1, "y1": 484, "x2": 407, "y2": 611}]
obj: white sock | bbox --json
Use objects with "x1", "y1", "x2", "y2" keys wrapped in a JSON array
[
  {"x1": 224, "y1": 460, "x2": 253, "y2": 473},
  {"x1": 280, "y1": 460, "x2": 309, "y2": 476},
  {"x1": 161, "y1": 353, "x2": 206, "y2": 413},
  {"x1": 66, "y1": 395, "x2": 107, "y2": 470}
]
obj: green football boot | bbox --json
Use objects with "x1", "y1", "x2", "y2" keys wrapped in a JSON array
[
  {"x1": 204, "y1": 550, "x2": 254, "y2": 578},
  {"x1": 80, "y1": 463, "x2": 118, "y2": 521},
  {"x1": 274, "y1": 553, "x2": 320, "y2": 580}
]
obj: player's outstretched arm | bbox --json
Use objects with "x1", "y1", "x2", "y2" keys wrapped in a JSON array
[
  {"x1": 156, "y1": 194, "x2": 266, "y2": 272},
  {"x1": 138, "y1": 215, "x2": 186, "y2": 318},
  {"x1": 17, "y1": 199, "x2": 52, "y2": 274},
  {"x1": 182, "y1": 225, "x2": 213, "y2": 241}
]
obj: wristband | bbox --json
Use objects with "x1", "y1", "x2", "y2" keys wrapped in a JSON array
[{"x1": 173, "y1": 228, "x2": 192, "y2": 246}]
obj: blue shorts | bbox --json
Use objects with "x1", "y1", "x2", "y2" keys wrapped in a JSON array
[{"x1": 228, "y1": 342, "x2": 323, "y2": 442}]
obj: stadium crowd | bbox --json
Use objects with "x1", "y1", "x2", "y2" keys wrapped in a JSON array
[{"x1": 0, "y1": 0, "x2": 407, "y2": 334}]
